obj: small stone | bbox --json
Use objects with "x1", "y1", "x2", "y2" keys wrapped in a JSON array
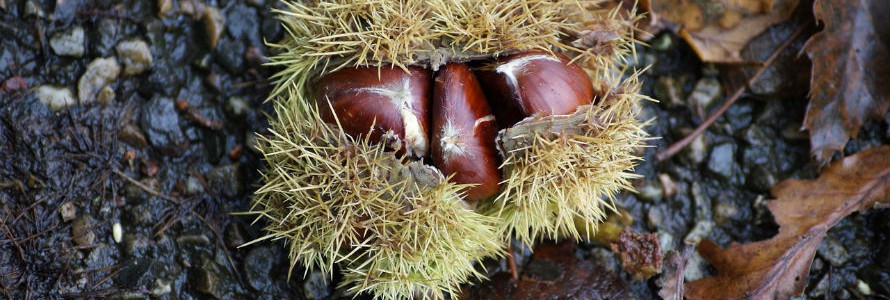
[
  {"x1": 683, "y1": 220, "x2": 714, "y2": 245},
  {"x1": 203, "y1": 6, "x2": 225, "y2": 49},
  {"x1": 122, "y1": 233, "x2": 151, "y2": 256},
  {"x1": 688, "y1": 77, "x2": 722, "y2": 114},
  {"x1": 636, "y1": 180, "x2": 663, "y2": 202},
  {"x1": 224, "y1": 223, "x2": 246, "y2": 249},
  {"x1": 690, "y1": 182, "x2": 711, "y2": 220},
  {"x1": 646, "y1": 205, "x2": 664, "y2": 227},
  {"x1": 140, "y1": 96, "x2": 188, "y2": 156},
  {"x1": 686, "y1": 133, "x2": 707, "y2": 164},
  {"x1": 191, "y1": 259, "x2": 223, "y2": 299},
  {"x1": 36, "y1": 85, "x2": 75, "y2": 111},
  {"x1": 707, "y1": 143, "x2": 736, "y2": 179},
  {"x1": 857, "y1": 280, "x2": 873, "y2": 296},
  {"x1": 97, "y1": 86, "x2": 115, "y2": 104},
  {"x1": 176, "y1": 234, "x2": 211, "y2": 248},
  {"x1": 72, "y1": 216, "x2": 95, "y2": 247},
  {"x1": 78, "y1": 57, "x2": 120, "y2": 103},
  {"x1": 817, "y1": 237, "x2": 850, "y2": 267},
  {"x1": 303, "y1": 270, "x2": 331, "y2": 300},
  {"x1": 50, "y1": 27, "x2": 85, "y2": 58},
  {"x1": 244, "y1": 247, "x2": 276, "y2": 291},
  {"x1": 150, "y1": 279, "x2": 172, "y2": 297},
  {"x1": 184, "y1": 176, "x2": 204, "y2": 195},
  {"x1": 25, "y1": 0, "x2": 44, "y2": 17},
  {"x1": 246, "y1": 133, "x2": 261, "y2": 153},
  {"x1": 226, "y1": 96, "x2": 249, "y2": 117},
  {"x1": 118, "y1": 124, "x2": 148, "y2": 148},
  {"x1": 658, "y1": 173, "x2": 678, "y2": 198},
  {"x1": 59, "y1": 202, "x2": 77, "y2": 222},
  {"x1": 157, "y1": 0, "x2": 172, "y2": 16},
  {"x1": 713, "y1": 201, "x2": 739, "y2": 226},
  {"x1": 206, "y1": 164, "x2": 243, "y2": 197},
  {"x1": 116, "y1": 39, "x2": 153, "y2": 75},
  {"x1": 112, "y1": 223, "x2": 123, "y2": 243},
  {"x1": 180, "y1": 0, "x2": 204, "y2": 19},
  {"x1": 683, "y1": 250, "x2": 708, "y2": 282}
]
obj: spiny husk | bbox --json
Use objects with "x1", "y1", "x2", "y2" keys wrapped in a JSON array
[
  {"x1": 249, "y1": 96, "x2": 502, "y2": 299},
  {"x1": 266, "y1": 0, "x2": 635, "y2": 104},
  {"x1": 480, "y1": 75, "x2": 651, "y2": 246},
  {"x1": 254, "y1": 0, "x2": 647, "y2": 298}
]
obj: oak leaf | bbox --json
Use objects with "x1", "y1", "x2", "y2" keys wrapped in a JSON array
[
  {"x1": 686, "y1": 145, "x2": 890, "y2": 299},
  {"x1": 648, "y1": 0, "x2": 800, "y2": 62},
  {"x1": 803, "y1": 0, "x2": 890, "y2": 163}
]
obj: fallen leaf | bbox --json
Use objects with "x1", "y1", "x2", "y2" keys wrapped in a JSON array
[
  {"x1": 803, "y1": 0, "x2": 890, "y2": 163},
  {"x1": 648, "y1": 0, "x2": 800, "y2": 62},
  {"x1": 686, "y1": 145, "x2": 890, "y2": 300},
  {"x1": 462, "y1": 241, "x2": 627, "y2": 299},
  {"x1": 657, "y1": 245, "x2": 693, "y2": 300},
  {"x1": 610, "y1": 229, "x2": 663, "y2": 280}
]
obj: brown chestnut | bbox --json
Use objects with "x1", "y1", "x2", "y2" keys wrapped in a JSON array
[
  {"x1": 317, "y1": 66, "x2": 431, "y2": 157},
  {"x1": 476, "y1": 51, "x2": 593, "y2": 127},
  {"x1": 431, "y1": 64, "x2": 502, "y2": 202}
]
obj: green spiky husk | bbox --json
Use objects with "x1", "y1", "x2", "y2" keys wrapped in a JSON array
[
  {"x1": 252, "y1": 0, "x2": 647, "y2": 299},
  {"x1": 250, "y1": 98, "x2": 502, "y2": 299},
  {"x1": 480, "y1": 76, "x2": 651, "y2": 246}
]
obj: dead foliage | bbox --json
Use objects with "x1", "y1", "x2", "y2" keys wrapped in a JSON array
[{"x1": 685, "y1": 145, "x2": 890, "y2": 299}]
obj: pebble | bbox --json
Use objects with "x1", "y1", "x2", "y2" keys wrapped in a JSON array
[
  {"x1": 207, "y1": 164, "x2": 243, "y2": 197},
  {"x1": 49, "y1": 27, "x2": 85, "y2": 58},
  {"x1": 78, "y1": 57, "x2": 120, "y2": 103},
  {"x1": 112, "y1": 223, "x2": 123, "y2": 243},
  {"x1": 203, "y1": 6, "x2": 225, "y2": 49},
  {"x1": 36, "y1": 85, "x2": 75, "y2": 111},
  {"x1": 686, "y1": 133, "x2": 707, "y2": 164},
  {"x1": 683, "y1": 250, "x2": 708, "y2": 282},
  {"x1": 150, "y1": 279, "x2": 172, "y2": 297},
  {"x1": 226, "y1": 96, "x2": 249, "y2": 117},
  {"x1": 857, "y1": 280, "x2": 873, "y2": 296},
  {"x1": 25, "y1": 0, "x2": 44, "y2": 18},
  {"x1": 116, "y1": 39, "x2": 153, "y2": 75},
  {"x1": 658, "y1": 173, "x2": 678, "y2": 198},
  {"x1": 707, "y1": 143, "x2": 736, "y2": 180},
  {"x1": 713, "y1": 201, "x2": 739, "y2": 226},
  {"x1": 140, "y1": 96, "x2": 188, "y2": 156},
  {"x1": 59, "y1": 202, "x2": 77, "y2": 222},
  {"x1": 119, "y1": 124, "x2": 148, "y2": 148},
  {"x1": 688, "y1": 77, "x2": 722, "y2": 114},
  {"x1": 72, "y1": 216, "x2": 95, "y2": 247},
  {"x1": 303, "y1": 270, "x2": 331, "y2": 300},
  {"x1": 192, "y1": 258, "x2": 223, "y2": 299},
  {"x1": 184, "y1": 176, "x2": 204, "y2": 195},
  {"x1": 157, "y1": 0, "x2": 172, "y2": 16},
  {"x1": 97, "y1": 86, "x2": 115, "y2": 104},
  {"x1": 683, "y1": 220, "x2": 714, "y2": 245},
  {"x1": 244, "y1": 247, "x2": 276, "y2": 292},
  {"x1": 636, "y1": 180, "x2": 663, "y2": 202},
  {"x1": 817, "y1": 237, "x2": 850, "y2": 267}
]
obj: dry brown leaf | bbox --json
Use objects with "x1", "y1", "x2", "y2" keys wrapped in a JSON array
[
  {"x1": 685, "y1": 145, "x2": 890, "y2": 300},
  {"x1": 657, "y1": 245, "x2": 693, "y2": 300},
  {"x1": 803, "y1": 0, "x2": 890, "y2": 163},
  {"x1": 649, "y1": 0, "x2": 799, "y2": 62},
  {"x1": 462, "y1": 241, "x2": 628, "y2": 299}
]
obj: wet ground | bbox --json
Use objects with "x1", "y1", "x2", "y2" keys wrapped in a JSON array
[{"x1": 1, "y1": 0, "x2": 888, "y2": 299}]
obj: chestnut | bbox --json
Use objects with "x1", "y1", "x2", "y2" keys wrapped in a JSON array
[
  {"x1": 316, "y1": 66, "x2": 431, "y2": 157},
  {"x1": 476, "y1": 51, "x2": 594, "y2": 127},
  {"x1": 431, "y1": 64, "x2": 502, "y2": 202}
]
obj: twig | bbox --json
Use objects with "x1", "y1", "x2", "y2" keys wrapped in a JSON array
[
  {"x1": 506, "y1": 242, "x2": 519, "y2": 281},
  {"x1": 655, "y1": 25, "x2": 810, "y2": 162},
  {"x1": 112, "y1": 169, "x2": 181, "y2": 204}
]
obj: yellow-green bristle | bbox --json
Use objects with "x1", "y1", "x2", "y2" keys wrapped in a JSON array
[
  {"x1": 483, "y1": 75, "x2": 652, "y2": 246},
  {"x1": 247, "y1": 94, "x2": 502, "y2": 298}
]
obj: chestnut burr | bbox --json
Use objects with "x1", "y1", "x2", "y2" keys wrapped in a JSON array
[
  {"x1": 431, "y1": 64, "x2": 502, "y2": 202},
  {"x1": 317, "y1": 66, "x2": 431, "y2": 157},
  {"x1": 476, "y1": 51, "x2": 594, "y2": 127}
]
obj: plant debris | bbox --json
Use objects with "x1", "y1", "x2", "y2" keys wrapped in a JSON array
[
  {"x1": 462, "y1": 241, "x2": 628, "y2": 299},
  {"x1": 803, "y1": 0, "x2": 890, "y2": 163},
  {"x1": 686, "y1": 145, "x2": 890, "y2": 299},
  {"x1": 610, "y1": 229, "x2": 663, "y2": 280},
  {"x1": 648, "y1": 0, "x2": 800, "y2": 62}
]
